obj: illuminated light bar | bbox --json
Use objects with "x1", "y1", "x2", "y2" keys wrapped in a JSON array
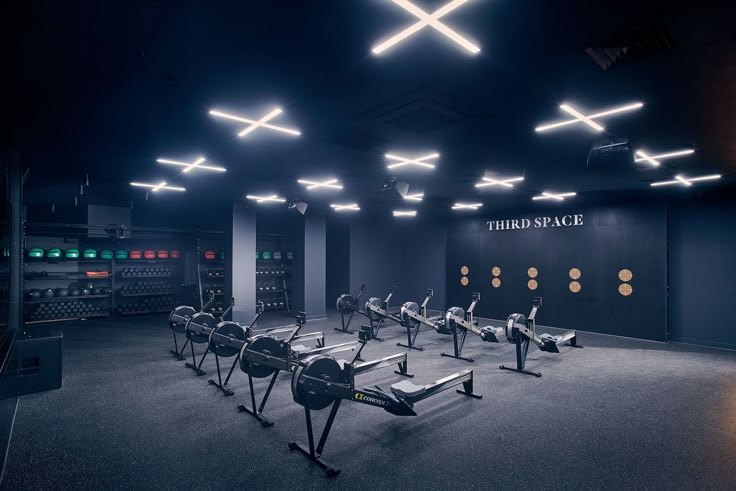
[
  {"x1": 404, "y1": 192, "x2": 424, "y2": 202},
  {"x1": 650, "y1": 174, "x2": 721, "y2": 187},
  {"x1": 156, "y1": 157, "x2": 226, "y2": 173},
  {"x1": 245, "y1": 194, "x2": 287, "y2": 203},
  {"x1": 535, "y1": 102, "x2": 643, "y2": 133},
  {"x1": 532, "y1": 191, "x2": 577, "y2": 201},
  {"x1": 385, "y1": 152, "x2": 439, "y2": 170},
  {"x1": 393, "y1": 210, "x2": 417, "y2": 217},
  {"x1": 372, "y1": 0, "x2": 480, "y2": 55},
  {"x1": 635, "y1": 148, "x2": 694, "y2": 166},
  {"x1": 209, "y1": 109, "x2": 301, "y2": 137},
  {"x1": 451, "y1": 202, "x2": 483, "y2": 210},
  {"x1": 330, "y1": 203, "x2": 360, "y2": 212},
  {"x1": 130, "y1": 181, "x2": 186, "y2": 192},
  {"x1": 297, "y1": 178, "x2": 343, "y2": 190},
  {"x1": 475, "y1": 176, "x2": 524, "y2": 188}
]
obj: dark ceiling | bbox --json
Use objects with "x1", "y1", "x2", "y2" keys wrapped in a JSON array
[{"x1": 5, "y1": 0, "x2": 736, "y2": 216}]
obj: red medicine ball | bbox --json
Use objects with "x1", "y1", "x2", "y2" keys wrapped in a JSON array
[
  {"x1": 144, "y1": 249, "x2": 156, "y2": 259},
  {"x1": 204, "y1": 250, "x2": 216, "y2": 260},
  {"x1": 170, "y1": 249, "x2": 181, "y2": 259},
  {"x1": 157, "y1": 250, "x2": 169, "y2": 259},
  {"x1": 129, "y1": 249, "x2": 143, "y2": 259}
]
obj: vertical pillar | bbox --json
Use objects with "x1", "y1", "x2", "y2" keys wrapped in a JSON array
[
  {"x1": 302, "y1": 214, "x2": 326, "y2": 320},
  {"x1": 228, "y1": 203, "x2": 256, "y2": 321},
  {"x1": 8, "y1": 151, "x2": 22, "y2": 335}
]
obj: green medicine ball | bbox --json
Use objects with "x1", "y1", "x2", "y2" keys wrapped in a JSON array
[
  {"x1": 28, "y1": 247, "x2": 45, "y2": 258},
  {"x1": 64, "y1": 248, "x2": 80, "y2": 259},
  {"x1": 2, "y1": 247, "x2": 9, "y2": 257},
  {"x1": 83, "y1": 249, "x2": 97, "y2": 259},
  {"x1": 115, "y1": 249, "x2": 129, "y2": 260},
  {"x1": 47, "y1": 247, "x2": 62, "y2": 259},
  {"x1": 100, "y1": 249, "x2": 114, "y2": 260},
  {"x1": 262, "y1": 250, "x2": 272, "y2": 260},
  {"x1": 220, "y1": 250, "x2": 225, "y2": 260}
]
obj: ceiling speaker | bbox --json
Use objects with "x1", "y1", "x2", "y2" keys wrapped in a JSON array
[{"x1": 288, "y1": 200, "x2": 308, "y2": 216}]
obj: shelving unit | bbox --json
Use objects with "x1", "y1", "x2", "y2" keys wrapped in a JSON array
[
  {"x1": 256, "y1": 233, "x2": 293, "y2": 313},
  {"x1": 113, "y1": 258, "x2": 183, "y2": 316},
  {"x1": 197, "y1": 239, "x2": 227, "y2": 316}
]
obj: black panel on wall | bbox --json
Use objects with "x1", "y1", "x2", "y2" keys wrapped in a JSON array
[
  {"x1": 669, "y1": 203, "x2": 736, "y2": 349},
  {"x1": 447, "y1": 205, "x2": 667, "y2": 341}
]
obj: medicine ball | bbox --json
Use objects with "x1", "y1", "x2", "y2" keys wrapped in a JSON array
[
  {"x1": 80, "y1": 288, "x2": 91, "y2": 296},
  {"x1": 83, "y1": 248, "x2": 97, "y2": 259},
  {"x1": 29, "y1": 289, "x2": 42, "y2": 299},
  {"x1": 170, "y1": 249, "x2": 181, "y2": 259},
  {"x1": 204, "y1": 250, "x2": 216, "y2": 260},
  {"x1": 144, "y1": 249, "x2": 156, "y2": 259},
  {"x1": 157, "y1": 250, "x2": 169, "y2": 259},
  {"x1": 256, "y1": 251, "x2": 260, "y2": 260},
  {"x1": 219, "y1": 250, "x2": 225, "y2": 260},
  {"x1": 103, "y1": 287, "x2": 113, "y2": 294},
  {"x1": 99, "y1": 249, "x2": 114, "y2": 260},
  {"x1": 42, "y1": 288, "x2": 55, "y2": 298},
  {"x1": 2, "y1": 247, "x2": 9, "y2": 257},
  {"x1": 273, "y1": 251, "x2": 282, "y2": 260},
  {"x1": 115, "y1": 249, "x2": 129, "y2": 260},
  {"x1": 262, "y1": 250, "x2": 272, "y2": 260},
  {"x1": 55, "y1": 288, "x2": 69, "y2": 297},
  {"x1": 91, "y1": 287, "x2": 102, "y2": 295},
  {"x1": 130, "y1": 249, "x2": 143, "y2": 259},
  {"x1": 28, "y1": 247, "x2": 44, "y2": 259},
  {"x1": 65, "y1": 248, "x2": 80, "y2": 259},
  {"x1": 84, "y1": 282, "x2": 94, "y2": 291},
  {"x1": 68, "y1": 287, "x2": 81, "y2": 296},
  {"x1": 286, "y1": 251, "x2": 293, "y2": 260},
  {"x1": 47, "y1": 247, "x2": 62, "y2": 259}
]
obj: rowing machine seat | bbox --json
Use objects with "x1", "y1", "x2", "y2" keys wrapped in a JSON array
[
  {"x1": 291, "y1": 344, "x2": 309, "y2": 355},
  {"x1": 480, "y1": 325, "x2": 504, "y2": 342},
  {"x1": 337, "y1": 359, "x2": 349, "y2": 369},
  {"x1": 390, "y1": 380, "x2": 426, "y2": 399}
]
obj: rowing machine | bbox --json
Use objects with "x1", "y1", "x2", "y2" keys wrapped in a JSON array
[
  {"x1": 398, "y1": 289, "x2": 443, "y2": 351},
  {"x1": 442, "y1": 292, "x2": 505, "y2": 362},
  {"x1": 335, "y1": 284, "x2": 367, "y2": 334},
  {"x1": 168, "y1": 292, "x2": 220, "y2": 360},
  {"x1": 363, "y1": 286, "x2": 401, "y2": 341},
  {"x1": 183, "y1": 297, "x2": 234, "y2": 376},
  {"x1": 288, "y1": 326, "x2": 481, "y2": 477},
  {"x1": 499, "y1": 297, "x2": 583, "y2": 377}
]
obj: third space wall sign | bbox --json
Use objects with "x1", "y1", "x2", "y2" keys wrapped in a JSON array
[{"x1": 446, "y1": 205, "x2": 667, "y2": 341}]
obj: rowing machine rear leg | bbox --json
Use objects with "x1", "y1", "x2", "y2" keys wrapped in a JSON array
[
  {"x1": 457, "y1": 378, "x2": 483, "y2": 399},
  {"x1": 393, "y1": 360, "x2": 414, "y2": 378}
]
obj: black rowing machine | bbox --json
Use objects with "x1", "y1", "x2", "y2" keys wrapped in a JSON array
[{"x1": 441, "y1": 292, "x2": 506, "y2": 362}]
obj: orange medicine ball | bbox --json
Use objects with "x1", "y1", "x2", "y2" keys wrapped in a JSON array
[
  {"x1": 170, "y1": 249, "x2": 181, "y2": 259},
  {"x1": 144, "y1": 249, "x2": 156, "y2": 259},
  {"x1": 157, "y1": 250, "x2": 169, "y2": 259},
  {"x1": 204, "y1": 250, "x2": 216, "y2": 260},
  {"x1": 129, "y1": 249, "x2": 143, "y2": 259}
]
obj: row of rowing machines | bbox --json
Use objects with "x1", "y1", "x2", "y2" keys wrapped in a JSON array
[
  {"x1": 167, "y1": 296, "x2": 482, "y2": 477},
  {"x1": 336, "y1": 285, "x2": 582, "y2": 377}
]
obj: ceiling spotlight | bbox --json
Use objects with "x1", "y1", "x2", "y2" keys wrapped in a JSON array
[
  {"x1": 650, "y1": 174, "x2": 721, "y2": 187},
  {"x1": 452, "y1": 202, "x2": 483, "y2": 210},
  {"x1": 297, "y1": 178, "x2": 343, "y2": 190},
  {"x1": 382, "y1": 177, "x2": 410, "y2": 198},
  {"x1": 635, "y1": 148, "x2": 695, "y2": 167},
  {"x1": 532, "y1": 191, "x2": 577, "y2": 201},
  {"x1": 393, "y1": 210, "x2": 417, "y2": 217},
  {"x1": 245, "y1": 194, "x2": 287, "y2": 203},
  {"x1": 385, "y1": 152, "x2": 439, "y2": 170},
  {"x1": 475, "y1": 176, "x2": 524, "y2": 188},
  {"x1": 130, "y1": 181, "x2": 186, "y2": 192},
  {"x1": 404, "y1": 192, "x2": 424, "y2": 202},
  {"x1": 330, "y1": 203, "x2": 360, "y2": 212},
  {"x1": 372, "y1": 0, "x2": 480, "y2": 55},
  {"x1": 157, "y1": 157, "x2": 226, "y2": 173},
  {"x1": 210, "y1": 108, "x2": 301, "y2": 138},
  {"x1": 535, "y1": 102, "x2": 643, "y2": 133},
  {"x1": 288, "y1": 200, "x2": 309, "y2": 215}
]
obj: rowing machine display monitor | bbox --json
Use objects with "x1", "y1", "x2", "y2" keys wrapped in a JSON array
[
  {"x1": 441, "y1": 293, "x2": 506, "y2": 362},
  {"x1": 499, "y1": 297, "x2": 582, "y2": 377},
  {"x1": 288, "y1": 355, "x2": 481, "y2": 476}
]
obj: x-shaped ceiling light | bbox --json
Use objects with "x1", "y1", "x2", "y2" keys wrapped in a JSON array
[
  {"x1": 404, "y1": 192, "x2": 424, "y2": 202},
  {"x1": 330, "y1": 203, "x2": 360, "y2": 212},
  {"x1": 210, "y1": 108, "x2": 301, "y2": 138},
  {"x1": 385, "y1": 152, "x2": 439, "y2": 170},
  {"x1": 372, "y1": 0, "x2": 480, "y2": 55},
  {"x1": 298, "y1": 179, "x2": 343, "y2": 190},
  {"x1": 130, "y1": 181, "x2": 186, "y2": 192},
  {"x1": 475, "y1": 175, "x2": 524, "y2": 188},
  {"x1": 157, "y1": 157, "x2": 226, "y2": 173},
  {"x1": 634, "y1": 148, "x2": 695, "y2": 167},
  {"x1": 535, "y1": 102, "x2": 643, "y2": 133},
  {"x1": 393, "y1": 210, "x2": 417, "y2": 217},
  {"x1": 650, "y1": 174, "x2": 721, "y2": 187},
  {"x1": 245, "y1": 194, "x2": 287, "y2": 203},
  {"x1": 452, "y1": 202, "x2": 483, "y2": 210},
  {"x1": 532, "y1": 191, "x2": 577, "y2": 201}
]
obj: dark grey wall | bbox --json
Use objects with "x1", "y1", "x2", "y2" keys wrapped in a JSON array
[
  {"x1": 446, "y1": 205, "x2": 668, "y2": 341},
  {"x1": 669, "y1": 203, "x2": 736, "y2": 349}
]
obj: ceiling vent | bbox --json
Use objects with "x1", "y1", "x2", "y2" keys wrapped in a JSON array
[{"x1": 585, "y1": 21, "x2": 674, "y2": 71}]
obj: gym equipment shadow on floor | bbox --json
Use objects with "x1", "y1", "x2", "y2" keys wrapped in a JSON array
[{"x1": 4, "y1": 313, "x2": 736, "y2": 489}]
